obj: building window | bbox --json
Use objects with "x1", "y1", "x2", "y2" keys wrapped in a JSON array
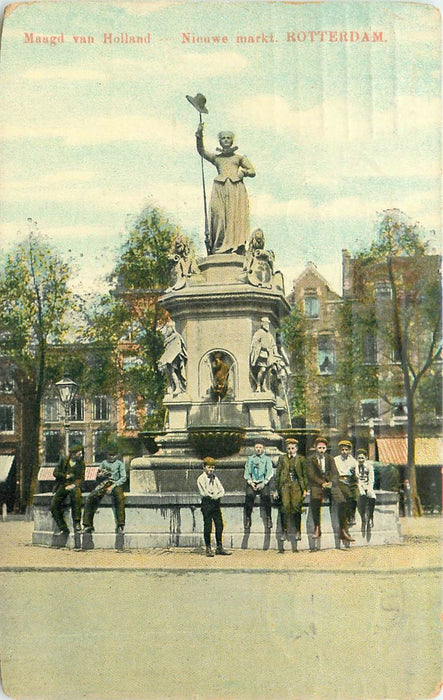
[
  {"x1": 43, "y1": 430, "x2": 62, "y2": 463},
  {"x1": 435, "y1": 374, "x2": 442, "y2": 417},
  {"x1": 392, "y1": 398, "x2": 407, "y2": 420},
  {"x1": 0, "y1": 405, "x2": 14, "y2": 432},
  {"x1": 375, "y1": 282, "x2": 392, "y2": 300},
  {"x1": 362, "y1": 335, "x2": 377, "y2": 364},
  {"x1": 93, "y1": 430, "x2": 109, "y2": 463},
  {"x1": 124, "y1": 393, "x2": 139, "y2": 430},
  {"x1": 145, "y1": 400, "x2": 157, "y2": 417},
  {"x1": 0, "y1": 377, "x2": 14, "y2": 393},
  {"x1": 304, "y1": 294, "x2": 319, "y2": 318},
  {"x1": 318, "y1": 336, "x2": 335, "y2": 374},
  {"x1": 123, "y1": 356, "x2": 143, "y2": 371},
  {"x1": 43, "y1": 398, "x2": 60, "y2": 422},
  {"x1": 321, "y1": 396, "x2": 337, "y2": 428},
  {"x1": 361, "y1": 399, "x2": 378, "y2": 421},
  {"x1": 93, "y1": 396, "x2": 110, "y2": 421},
  {"x1": 390, "y1": 344, "x2": 402, "y2": 363},
  {"x1": 68, "y1": 431, "x2": 84, "y2": 451},
  {"x1": 68, "y1": 398, "x2": 84, "y2": 422}
]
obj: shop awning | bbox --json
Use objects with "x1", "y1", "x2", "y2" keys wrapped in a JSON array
[
  {"x1": 0, "y1": 455, "x2": 14, "y2": 482},
  {"x1": 37, "y1": 466, "x2": 99, "y2": 481},
  {"x1": 376, "y1": 437, "x2": 443, "y2": 466},
  {"x1": 38, "y1": 467, "x2": 55, "y2": 481}
]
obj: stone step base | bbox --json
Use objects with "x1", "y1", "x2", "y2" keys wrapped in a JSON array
[
  {"x1": 33, "y1": 491, "x2": 402, "y2": 551},
  {"x1": 32, "y1": 527, "x2": 402, "y2": 551}
]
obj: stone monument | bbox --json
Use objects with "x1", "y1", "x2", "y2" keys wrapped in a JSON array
[
  {"x1": 32, "y1": 94, "x2": 401, "y2": 550},
  {"x1": 130, "y1": 94, "x2": 292, "y2": 494}
]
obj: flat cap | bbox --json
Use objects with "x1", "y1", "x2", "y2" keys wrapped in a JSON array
[{"x1": 202, "y1": 456, "x2": 217, "y2": 466}]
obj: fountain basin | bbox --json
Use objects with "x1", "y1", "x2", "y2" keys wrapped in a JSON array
[{"x1": 188, "y1": 426, "x2": 247, "y2": 459}]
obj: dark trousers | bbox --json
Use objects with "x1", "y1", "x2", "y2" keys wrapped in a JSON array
[
  {"x1": 244, "y1": 483, "x2": 272, "y2": 519},
  {"x1": 310, "y1": 498, "x2": 322, "y2": 529},
  {"x1": 281, "y1": 510, "x2": 301, "y2": 534},
  {"x1": 358, "y1": 494, "x2": 376, "y2": 521},
  {"x1": 83, "y1": 485, "x2": 125, "y2": 527},
  {"x1": 336, "y1": 480, "x2": 354, "y2": 530},
  {"x1": 201, "y1": 497, "x2": 223, "y2": 547},
  {"x1": 50, "y1": 484, "x2": 82, "y2": 530},
  {"x1": 280, "y1": 482, "x2": 303, "y2": 533}
]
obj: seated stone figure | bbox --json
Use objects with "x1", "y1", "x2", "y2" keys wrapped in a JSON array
[
  {"x1": 166, "y1": 234, "x2": 197, "y2": 292},
  {"x1": 243, "y1": 228, "x2": 275, "y2": 288}
]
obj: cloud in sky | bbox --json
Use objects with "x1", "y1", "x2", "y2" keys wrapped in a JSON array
[
  {"x1": 120, "y1": 1, "x2": 180, "y2": 16},
  {"x1": 1, "y1": 112, "x2": 190, "y2": 146},
  {"x1": 11, "y1": 50, "x2": 248, "y2": 83},
  {"x1": 21, "y1": 66, "x2": 109, "y2": 82},
  {"x1": 0, "y1": 0, "x2": 440, "y2": 300},
  {"x1": 230, "y1": 94, "x2": 440, "y2": 143}
]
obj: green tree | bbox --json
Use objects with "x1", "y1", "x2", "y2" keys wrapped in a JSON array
[
  {"x1": 281, "y1": 306, "x2": 313, "y2": 424},
  {"x1": 350, "y1": 209, "x2": 442, "y2": 514},
  {"x1": 0, "y1": 224, "x2": 73, "y2": 510},
  {"x1": 335, "y1": 297, "x2": 379, "y2": 433},
  {"x1": 85, "y1": 206, "x2": 192, "y2": 431}
]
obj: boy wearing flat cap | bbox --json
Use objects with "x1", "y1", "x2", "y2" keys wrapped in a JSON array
[
  {"x1": 197, "y1": 457, "x2": 231, "y2": 557},
  {"x1": 275, "y1": 438, "x2": 307, "y2": 541},
  {"x1": 305, "y1": 437, "x2": 335, "y2": 540},
  {"x1": 243, "y1": 439, "x2": 275, "y2": 529},
  {"x1": 50, "y1": 444, "x2": 85, "y2": 535},
  {"x1": 334, "y1": 439, "x2": 359, "y2": 530},
  {"x1": 356, "y1": 448, "x2": 376, "y2": 528}
]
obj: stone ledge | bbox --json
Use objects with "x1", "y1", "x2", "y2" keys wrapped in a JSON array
[
  {"x1": 33, "y1": 491, "x2": 398, "y2": 507},
  {"x1": 33, "y1": 491, "x2": 402, "y2": 551}
]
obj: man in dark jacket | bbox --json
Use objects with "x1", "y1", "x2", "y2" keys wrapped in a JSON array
[
  {"x1": 306, "y1": 436, "x2": 354, "y2": 543},
  {"x1": 50, "y1": 444, "x2": 85, "y2": 535},
  {"x1": 275, "y1": 438, "x2": 307, "y2": 540}
]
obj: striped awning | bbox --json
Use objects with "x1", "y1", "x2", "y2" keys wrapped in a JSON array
[
  {"x1": 85, "y1": 466, "x2": 100, "y2": 480},
  {"x1": 376, "y1": 437, "x2": 443, "y2": 466},
  {"x1": 37, "y1": 467, "x2": 55, "y2": 481},
  {"x1": 37, "y1": 466, "x2": 100, "y2": 481}
]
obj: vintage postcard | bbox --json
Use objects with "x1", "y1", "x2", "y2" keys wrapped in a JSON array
[{"x1": 0, "y1": 0, "x2": 441, "y2": 698}]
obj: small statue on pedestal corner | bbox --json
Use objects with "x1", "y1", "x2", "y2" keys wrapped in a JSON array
[
  {"x1": 166, "y1": 234, "x2": 198, "y2": 292},
  {"x1": 249, "y1": 316, "x2": 278, "y2": 392},
  {"x1": 243, "y1": 228, "x2": 275, "y2": 288},
  {"x1": 158, "y1": 320, "x2": 187, "y2": 396}
]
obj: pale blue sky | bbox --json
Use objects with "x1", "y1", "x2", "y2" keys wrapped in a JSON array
[{"x1": 0, "y1": 0, "x2": 441, "y2": 296}]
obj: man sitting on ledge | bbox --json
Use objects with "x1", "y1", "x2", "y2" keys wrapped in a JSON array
[
  {"x1": 50, "y1": 444, "x2": 85, "y2": 536},
  {"x1": 83, "y1": 447, "x2": 126, "y2": 534}
]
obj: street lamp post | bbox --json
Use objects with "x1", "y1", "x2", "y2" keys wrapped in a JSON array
[
  {"x1": 55, "y1": 376, "x2": 79, "y2": 456},
  {"x1": 368, "y1": 418, "x2": 375, "y2": 460}
]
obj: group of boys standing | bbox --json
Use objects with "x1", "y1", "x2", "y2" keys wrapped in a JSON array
[
  {"x1": 199, "y1": 435, "x2": 376, "y2": 556},
  {"x1": 50, "y1": 438, "x2": 375, "y2": 556}
]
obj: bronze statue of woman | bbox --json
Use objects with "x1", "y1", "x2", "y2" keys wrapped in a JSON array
[{"x1": 195, "y1": 123, "x2": 255, "y2": 255}]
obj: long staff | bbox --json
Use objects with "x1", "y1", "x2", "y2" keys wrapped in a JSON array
[{"x1": 186, "y1": 93, "x2": 210, "y2": 253}]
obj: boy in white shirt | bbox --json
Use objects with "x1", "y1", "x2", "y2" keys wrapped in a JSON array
[{"x1": 197, "y1": 457, "x2": 231, "y2": 557}]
